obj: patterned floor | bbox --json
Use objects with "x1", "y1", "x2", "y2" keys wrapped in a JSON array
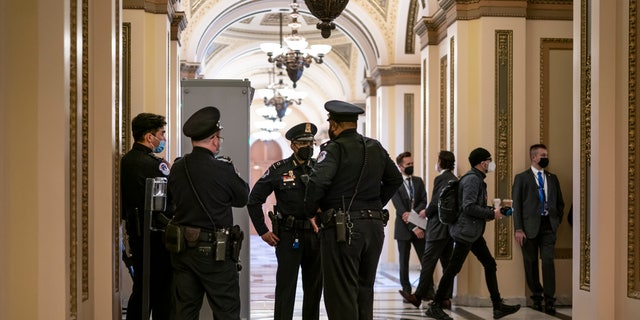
[{"x1": 249, "y1": 235, "x2": 572, "y2": 320}]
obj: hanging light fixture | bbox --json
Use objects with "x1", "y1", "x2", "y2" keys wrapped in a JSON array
[
  {"x1": 260, "y1": 0, "x2": 332, "y2": 88},
  {"x1": 255, "y1": 68, "x2": 308, "y2": 121},
  {"x1": 304, "y1": 0, "x2": 349, "y2": 38}
]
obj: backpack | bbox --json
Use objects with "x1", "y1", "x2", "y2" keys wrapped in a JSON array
[{"x1": 438, "y1": 172, "x2": 474, "y2": 225}]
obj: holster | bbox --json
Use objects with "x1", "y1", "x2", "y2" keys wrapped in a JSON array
[
  {"x1": 163, "y1": 221, "x2": 184, "y2": 253},
  {"x1": 381, "y1": 209, "x2": 390, "y2": 226},
  {"x1": 229, "y1": 225, "x2": 244, "y2": 263},
  {"x1": 268, "y1": 211, "x2": 279, "y2": 237}
]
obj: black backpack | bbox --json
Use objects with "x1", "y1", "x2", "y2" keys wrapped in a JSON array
[{"x1": 438, "y1": 172, "x2": 474, "y2": 225}]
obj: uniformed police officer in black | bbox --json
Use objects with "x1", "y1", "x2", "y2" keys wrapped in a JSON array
[
  {"x1": 305, "y1": 100, "x2": 403, "y2": 320},
  {"x1": 120, "y1": 112, "x2": 173, "y2": 320},
  {"x1": 247, "y1": 122, "x2": 323, "y2": 320},
  {"x1": 167, "y1": 106, "x2": 249, "y2": 320}
]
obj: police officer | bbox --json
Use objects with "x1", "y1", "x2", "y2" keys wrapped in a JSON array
[
  {"x1": 167, "y1": 106, "x2": 249, "y2": 320},
  {"x1": 120, "y1": 112, "x2": 173, "y2": 320},
  {"x1": 305, "y1": 100, "x2": 403, "y2": 320},
  {"x1": 247, "y1": 122, "x2": 322, "y2": 320}
]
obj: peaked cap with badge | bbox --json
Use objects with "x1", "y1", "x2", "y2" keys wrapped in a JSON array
[
  {"x1": 183, "y1": 106, "x2": 223, "y2": 140},
  {"x1": 325, "y1": 100, "x2": 364, "y2": 122},
  {"x1": 285, "y1": 122, "x2": 317, "y2": 141}
]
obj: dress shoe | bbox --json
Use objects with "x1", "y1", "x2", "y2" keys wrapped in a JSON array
[
  {"x1": 492, "y1": 300, "x2": 521, "y2": 319},
  {"x1": 441, "y1": 299, "x2": 451, "y2": 310},
  {"x1": 530, "y1": 295, "x2": 544, "y2": 312},
  {"x1": 424, "y1": 301, "x2": 453, "y2": 320},
  {"x1": 545, "y1": 300, "x2": 556, "y2": 315},
  {"x1": 397, "y1": 290, "x2": 421, "y2": 308}
]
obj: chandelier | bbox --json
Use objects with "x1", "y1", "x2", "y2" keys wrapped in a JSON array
[
  {"x1": 304, "y1": 0, "x2": 350, "y2": 39},
  {"x1": 260, "y1": 0, "x2": 332, "y2": 88},
  {"x1": 255, "y1": 69, "x2": 308, "y2": 121}
]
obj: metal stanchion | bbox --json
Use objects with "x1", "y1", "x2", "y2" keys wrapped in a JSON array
[{"x1": 142, "y1": 177, "x2": 167, "y2": 319}]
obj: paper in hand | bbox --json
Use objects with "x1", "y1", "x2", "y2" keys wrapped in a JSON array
[{"x1": 408, "y1": 210, "x2": 426, "y2": 229}]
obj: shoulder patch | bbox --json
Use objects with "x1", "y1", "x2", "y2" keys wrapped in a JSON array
[
  {"x1": 271, "y1": 160, "x2": 285, "y2": 170},
  {"x1": 317, "y1": 150, "x2": 327, "y2": 163},
  {"x1": 215, "y1": 155, "x2": 232, "y2": 164},
  {"x1": 261, "y1": 168, "x2": 270, "y2": 179},
  {"x1": 158, "y1": 162, "x2": 170, "y2": 176}
]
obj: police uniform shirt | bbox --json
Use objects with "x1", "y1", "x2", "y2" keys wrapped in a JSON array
[
  {"x1": 121, "y1": 142, "x2": 171, "y2": 221},
  {"x1": 168, "y1": 146, "x2": 249, "y2": 229},
  {"x1": 247, "y1": 156, "x2": 314, "y2": 235},
  {"x1": 305, "y1": 128, "x2": 402, "y2": 214}
]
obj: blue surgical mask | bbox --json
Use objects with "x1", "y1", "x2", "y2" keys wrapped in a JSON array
[{"x1": 153, "y1": 137, "x2": 165, "y2": 153}]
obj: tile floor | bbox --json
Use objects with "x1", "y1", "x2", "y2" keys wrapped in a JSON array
[{"x1": 249, "y1": 235, "x2": 572, "y2": 320}]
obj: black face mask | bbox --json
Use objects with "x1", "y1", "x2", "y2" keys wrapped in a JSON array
[
  {"x1": 404, "y1": 166, "x2": 414, "y2": 176},
  {"x1": 539, "y1": 157, "x2": 549, "y2": 168},
  {"x1": 297, "y1": 146, "x2": 313, "y2": 161}
]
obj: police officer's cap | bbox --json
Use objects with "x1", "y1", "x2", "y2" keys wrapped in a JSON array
[
  {"x1": 285, "y1": 122, "x2": 317, "y2": 141},
  {"x1": 183, "y1": 106, "x2": 223, "y2": 140},
  {"x1": 325, "y1": 100, "x2": 364, "y2": 122}
]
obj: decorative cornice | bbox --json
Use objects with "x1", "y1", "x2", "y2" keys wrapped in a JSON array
[
  {"x1": 123, "y1": 0, "x2": 168, "y2": 14},
  {"x1": 170, "y1": 11, "x2": 188, "y2": 45},
  {"x1": 371, "y1": 65, "x2": 421, "y2": 88},
  {"x1": 415, "y1": 0, "x2": 572, "y2": 47},
  {"x1": 361, "y1": 77, "x2": 377, "y2": 97},
  {"x1": 180, "y1": 61, "x2": 201, "y2": 79}
]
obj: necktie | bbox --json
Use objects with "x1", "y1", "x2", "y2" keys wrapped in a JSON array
[
  {"x1": 537, "y1": 171, "x2": 546, "y2": 215},
  {"x1": 407, "y1": 177, "x2": 414, "y2": 201}
]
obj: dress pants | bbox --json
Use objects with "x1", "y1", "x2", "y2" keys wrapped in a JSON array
[
  {"x1": 433, "y1": 236, "x2": 501, "y2": 304},
  {"x1": 415, "y1": 237, "x2": 453, "y2": 299},
  {"x1": 396, "y1": 236, "x2": 426, "y2": 292},
  {"x1": 126, "y1": 231, "x2": 173, "y2": 320},
  {"x1": 170, "y1": 246, "x2": 240, "y2": 320},
  {"x1": 522, "y1": 216, "x2": 557, "y2": 300},
  {"x1": 274, "y1": 228, "x2": 322, "y2": 320},
  {"x1": 321, "y1": 219, "x2": 385, "y2": 320}
]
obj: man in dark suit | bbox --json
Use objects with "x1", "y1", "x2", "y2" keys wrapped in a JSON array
[
  {"x1": 399, "y1": 150, "x2": 455, "y2": 309},
  {"x1": 512, "y1": 144, "x2": 564, "y2": 315},
  {"x1": 391, "y1": 151, "x2": 426, "y2": 296}
]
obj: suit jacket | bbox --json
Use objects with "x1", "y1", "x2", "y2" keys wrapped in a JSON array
[
  {"x1": 512, "y1": 168, "x2": 565, "y2": 238},
  {"x1": 424, "y1": 170, "x2": 456, "y2": 241},
  {"x1": 391, "y1": 176, "x2": 428, "y2": 240}
]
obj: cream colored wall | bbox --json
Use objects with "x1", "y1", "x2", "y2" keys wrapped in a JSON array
[
  {"x1": 571, "y1": 0, "x2": 640, "y2": 318},
  {"x1": 123, "y1": 9, "x2": 171, "y2": 155},
  {"x1": 1, "y1": 0, "x2": 118, "y2": 319},
  {"x1": 1, "y1": 1, "x2": 68, "y2": 319}
]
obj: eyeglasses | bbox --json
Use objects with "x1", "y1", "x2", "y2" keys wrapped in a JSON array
[{"x1": 214, "y1": 135, "x2": 224, "y2": 143}]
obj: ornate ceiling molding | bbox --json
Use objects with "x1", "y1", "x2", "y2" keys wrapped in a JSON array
[
  {"x1": 371, "y1": 64, "x2": 421, "y2": 88},
  {"x1": 123, "y1": 0, "x2": 168, "y2": 14},
  {"x1": 415, "y1": 0, "x2": 572, "y2": 47}
]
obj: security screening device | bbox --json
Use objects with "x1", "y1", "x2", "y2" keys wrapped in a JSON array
[{"x1": 142, "y1": 177, "x2": 168, "y2": 320}]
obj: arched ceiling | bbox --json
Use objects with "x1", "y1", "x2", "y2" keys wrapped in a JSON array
[{"x1": 177, "y1": 0, "x2": 417, "y2": 142}]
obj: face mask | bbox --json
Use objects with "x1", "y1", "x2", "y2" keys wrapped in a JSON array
[
  {"x1": 152, "y1": 136, "x2": 165, "y2": 153},
  {"x1": 404, "y1": 166, "x2": 414, "y2": 176},
  {"x1": 538, "y1": 157, "x2": 549, "y2": 168},
  {"x1": 487, "y1": 161, "x2": 496, "y2": 173},
  {"x1": 297, "y1": 146, "x2": 313, "y2": 161}
]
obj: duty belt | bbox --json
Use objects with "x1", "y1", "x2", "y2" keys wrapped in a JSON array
[
  {"x1": 280, "y1": 215, "x2": 314, "y2": 230},
  {"x1": 321, "y1": 209, "x2": 385, "y2": 228},
  {"x1": 348, "y1": 209, "x2": 384, "y2": 220},
  {"x1": 192, "y1": 227, "x2": 230, "y2": 243}
]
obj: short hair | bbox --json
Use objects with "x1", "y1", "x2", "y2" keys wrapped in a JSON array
[
  {"x1": 529, "y1": 144, "x2": 547, "y2": 158},
  {"x1": 438, "y1": 150, "x2": 455, "y2": 170},
  {"x1": 131, "y1": 113, "x2": 166, "y2": 142},
  {"x1": 396, "y1": 151, "x2": 412, "y2": 165}
]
